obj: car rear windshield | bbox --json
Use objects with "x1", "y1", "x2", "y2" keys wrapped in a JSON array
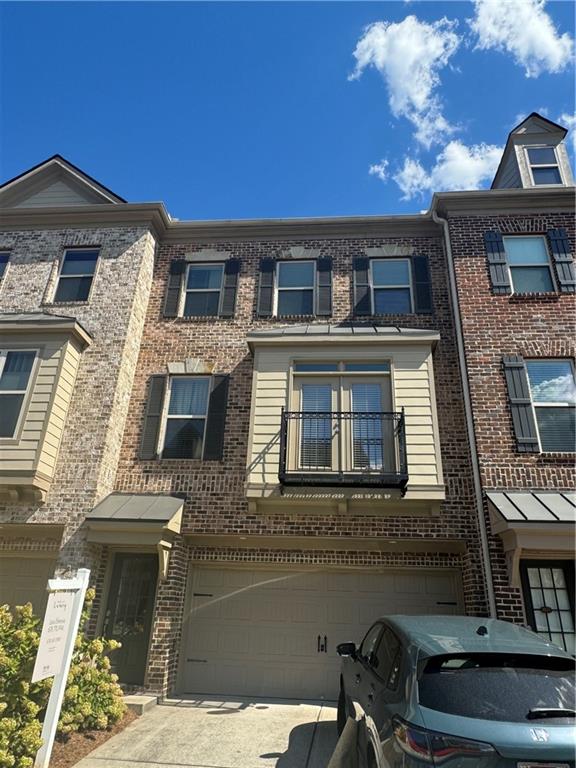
[{"x1": 419, "y1": 654, "x2": 576, "y2": 723}]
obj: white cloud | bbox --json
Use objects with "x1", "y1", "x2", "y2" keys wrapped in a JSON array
[
  {"x1": 368, "y1": 159, "x2": 389, "y2": 182},
  {"x1": 350, "y1": 15, "x2": 461, "y2": 147},
  {"x1": 558, "y1": 112, "x2": 576, "y2": 133},
  {"x1": 470, "y1": 0, "x2": 574, "y2": 78},
  {"x1": 392, "y1": 140, "x2": 503, "y2": 200}
]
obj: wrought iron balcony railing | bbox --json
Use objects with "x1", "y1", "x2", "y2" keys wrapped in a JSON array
[{"x1": 278, "y1": 410, "x2": 408, "y2": 492}]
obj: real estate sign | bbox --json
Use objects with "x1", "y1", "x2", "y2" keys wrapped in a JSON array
[{"x1": 31, "y1": 590, "x2": 75, "y2": 682}]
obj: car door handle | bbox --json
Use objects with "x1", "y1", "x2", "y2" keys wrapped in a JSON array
[
  {"x1": 355, "y1": 674, "x2": 361, "y2": 685},
  {"x1": 367, "y1": 693, "x2": 374, "y2": 706}
]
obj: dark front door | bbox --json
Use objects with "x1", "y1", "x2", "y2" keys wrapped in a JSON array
[{"x1": 104, "y1": 553, "x2": 158, "y2": 686}]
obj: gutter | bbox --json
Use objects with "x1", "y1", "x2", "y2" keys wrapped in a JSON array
[{"x1": 431, "y1": 207, "x2": 497, "y2": 619}]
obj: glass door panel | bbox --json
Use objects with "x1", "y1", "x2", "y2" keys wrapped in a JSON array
[
  {"x1": 342, "y1": 378, "x2": 393, "y2": 473},
  {"x1": 293, "y1": 380, "x2": 337, "y2": 472}
]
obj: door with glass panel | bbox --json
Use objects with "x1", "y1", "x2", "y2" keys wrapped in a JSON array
[
  {"x1": 342, "y1": 378, "x2": 394, "y2": 474},
  {"x1": 520, "y1": 561, "x2": 575, "y2": 655},
  {"x1": 291, "y1": 379, "x2": 338, "y2": 473}
]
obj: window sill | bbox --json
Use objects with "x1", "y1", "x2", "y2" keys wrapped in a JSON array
[
  {"x1": 176, "y1": 314, "x2": 232, "y2": 322},
  {"x1": 536, "y1": 451, "x2": 576, "y2": 459},
  {"x1": 42, "y1": 300, "x2": 91, "y2": 308},
  {"x1": 508, "y1": 292, "x2": 560, "y2": 301},
  {"x1": 273, "y1": 314, "x2": 320, "y2": 320}
]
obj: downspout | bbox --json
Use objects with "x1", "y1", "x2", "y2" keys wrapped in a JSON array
[{"x1": 432, "y1": 207, "x2": 497, "y2": 618}]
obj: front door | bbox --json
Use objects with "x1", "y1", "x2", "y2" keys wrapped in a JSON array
[{"x1": 103, "y1": 553, "x2": 158, "y2": 686}]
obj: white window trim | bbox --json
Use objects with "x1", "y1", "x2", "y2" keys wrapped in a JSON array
[
  {"x1": 525, "y1": 145, "x2": 564, "y2": 188},
  {"x1": 0, "y1": 349, "x2": 39, "y2": 441},
  {"x1": 157, "y1": 375, "x2": 210, "y2": 459},
  {"x1": 53, "y1": 247, "x2": 100, "y2": 304},
  {"x1": 503, "y1": 235, "x2": 557, "y2": 295},
  {"x1": 526, "y1": 358, "x2": 576, "y2": 454},
  {"x1": 369, "y1": 258, "x2": 414, "y2": 315},
  {"x1": 274, "y1": 260, "x2": 316, "y2": 317},
  {"x1": 182, "y1": 262, "x2": 225, "y2": 318}
]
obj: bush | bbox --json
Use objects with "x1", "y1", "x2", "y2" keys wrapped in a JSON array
[{"x1": 0, "y1": 588, "x2": 126, "y2": 768}]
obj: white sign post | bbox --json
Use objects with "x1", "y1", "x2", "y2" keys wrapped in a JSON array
[{"x1": 33, "y1": 568, "x2": 90, "y2": 768}]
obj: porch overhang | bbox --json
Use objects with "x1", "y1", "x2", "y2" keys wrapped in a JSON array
[
  {"x1": 85, "y1": 493, "x2": 183, "y2": 580},
  {"x1": 487, "y1": 491, "x2": 576, "y2": 588}
]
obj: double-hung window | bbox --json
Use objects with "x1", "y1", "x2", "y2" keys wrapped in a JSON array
[
  {"x1": 161, "y1": 376, "x2": 210, "y2": 458},
  {"x1": 503, "y1": 237, "x2": 555, "y2": 293},
  {"x1": 525, "y1": 360, "x2": 576, "y2": 452},
  {"x1": 183, "y1": 263, "x2": 224, "y2": 316},
  {"x1": 0, "y1": 350, "x2": 36, "y2": 438},
  {"x1": 371, "y1": 259, "x2": 413, "y2": 314},
  {"x1": 54, "y1": 249, "x2": 99, "y2": 302},
  {"x1": 276, "y1": 261, "x2": 315, "y2": 316},
  {"x1": 526, "y1": 147, "x2": 563, "y2": 186},
  {"x1": 0, "y1": 252, "x2": 9, "y2": 281}
]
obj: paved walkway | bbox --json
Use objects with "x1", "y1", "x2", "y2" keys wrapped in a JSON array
[{"x1": 74, "y1": 697, "x2": 338, "y2": 768}]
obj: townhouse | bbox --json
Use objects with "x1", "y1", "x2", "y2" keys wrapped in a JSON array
[{"x1": 0, "y1": 112, "x2": 573, "y2": 700}]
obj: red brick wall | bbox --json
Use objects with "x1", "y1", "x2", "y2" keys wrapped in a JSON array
[
  {"x1": 448, "y1": 212, "x2": 576, "y2": 621},
  {"x1": 113, "y1": 233, "x2": 490, "y2": 693}
]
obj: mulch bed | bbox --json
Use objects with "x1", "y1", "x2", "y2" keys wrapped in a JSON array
[{"x1": 49, "y1": 709, "x2": 139, "y2": 768}]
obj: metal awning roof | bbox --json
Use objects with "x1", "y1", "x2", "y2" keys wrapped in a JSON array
[
  {"x1": 487, "y1": 491, "x2": 576, "y2": 524},
  {"x1": 87, "y1": 493, "x2": 183, "y2": 523},
  {"x1": 248, "y1": 324, "x2": 439, "y2": 339}
]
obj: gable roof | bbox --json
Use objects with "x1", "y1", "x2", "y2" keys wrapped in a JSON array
[
  {"x1": 0, "y1": 154, "x2": 126, "y2": 207},
  {"x1": 509, "y1": 111, "x2": 567, "y2": 137}
]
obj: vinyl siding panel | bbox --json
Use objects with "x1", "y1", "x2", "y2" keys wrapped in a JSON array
[
  {"x1": 13, "y1": 179, "x2": 98, "y2": 208},
  {"x1": 248, "y1": 343, "x2": 443, "y2": 493},
  {"x1": 0, "y1": 338, "x2": 82, "y2": 482}
]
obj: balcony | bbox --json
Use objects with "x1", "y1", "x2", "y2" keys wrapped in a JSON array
[{"x1": 278, "y1": 410, "x2": 408, "y2": 493}]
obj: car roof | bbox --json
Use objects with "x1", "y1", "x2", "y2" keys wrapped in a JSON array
[{"x1": 381, "y1": 616, "x2": 574, "y2": 659}]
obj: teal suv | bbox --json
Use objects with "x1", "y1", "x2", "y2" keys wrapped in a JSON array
[{"x1": 337, "y1": 616, "x2": 575, "y2": 768}]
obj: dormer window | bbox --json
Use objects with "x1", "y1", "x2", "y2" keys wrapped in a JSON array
[{"x1": 526, "y1": 147, "x2": 562, "y2": 186}]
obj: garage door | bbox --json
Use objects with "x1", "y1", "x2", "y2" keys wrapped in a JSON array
[
  {"x1": 0, "y1": 556, "x2": 56, "y2": 616},
  {"x1": 180, "y1": 566, "x2": 464, "y2": 700}
]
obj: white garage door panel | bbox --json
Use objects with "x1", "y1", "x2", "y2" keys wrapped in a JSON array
[
  {"x1": 181, "y1": 567, "x2": 463, "y2": 700},
  {"x1": 0, "y1": 556, "x2": 56, "y2": 616}
]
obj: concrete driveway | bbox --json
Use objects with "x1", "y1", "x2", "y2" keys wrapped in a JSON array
[{"x1": 74, "y1": 696, "x2": 339, "y2": 768}]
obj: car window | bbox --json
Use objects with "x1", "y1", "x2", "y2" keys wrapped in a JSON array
[
  {"x1": 419, "y1": 653, "x2": 576, "y2": 723},
  {"x1": 376, "y1": 628, "x2": 401, "y2": 688},
  {"x1": 360, "y1": 623, "x2": 383, "y2": 666}
]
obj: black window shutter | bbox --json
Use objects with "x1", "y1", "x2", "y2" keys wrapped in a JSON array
[
  {"x1": 502, "y1": 356, "x2": 539, "y2": 453},
  {"x1": 139, "y1": 375, "x2": 167, "y2": 459},
  {"x1": 257, "y1": 258, "x2": 275, "y2": 317},
  {"x1": 220, "y1": 259, "x2": 240, "y2": 317},
  {"x1": 316, "y1": 258, "x2": 332, "y2": 316},
  {"x1": 203, "y1": 375, "x2": 230, "y2": 461},
  {"x1": 547, "y1": 228, "x2": 575, "y2": 293},
  {"x1": 164, "y1": 260, "x2": 186, "y2": 317},
  {"x1": 411, "y1": 255, "x2": 433, "y2": 314},
  {"x1": 353, "y1": 257, "x2": 371, "y2": 315},
  {"x1": 484, "y1": 232, "x2": 511, "y2": 294}
]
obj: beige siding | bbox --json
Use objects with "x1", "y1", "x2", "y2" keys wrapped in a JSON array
[
  {"x1": 13, "y1": 179, "x2": 99, "y2": 208},
  {"x1": 0, "y1": 337, "x2": 82, "y2": 482},
  {"x1": 248, "y1": 343, "x2": 443, "y2": 492}
]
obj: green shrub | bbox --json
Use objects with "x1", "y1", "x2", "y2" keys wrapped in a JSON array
[{"x1": 0, "y1": 588, "x2": 127, "y2": 768}]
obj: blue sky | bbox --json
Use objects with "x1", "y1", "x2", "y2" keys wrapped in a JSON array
[{"x1": 0, "y1": 1, "x2": 574, "y2": 219}]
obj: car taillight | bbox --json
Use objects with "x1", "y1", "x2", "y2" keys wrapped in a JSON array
[{"x1": 392, "y1": 716, "x2": 495, "y2": 764}]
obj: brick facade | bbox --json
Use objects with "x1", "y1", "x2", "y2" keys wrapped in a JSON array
[
  {"x1": 0, "y1": 226, "x2": 156, "y2": 575},
  {"x1": 447, "y1": 212, "x2": 576, "y2": 622},
  {"x1": 112, "y1": 232, "x2": 489, "y2": 694}
]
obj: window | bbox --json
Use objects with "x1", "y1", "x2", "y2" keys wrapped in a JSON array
[
  {"x1": 375, "y1": 627, "x2": 401, "y2": 688},
  {"x1": 0, "y1": 252, "x2": 9, "y2": 280},
  {"x1": 359, "y1": 623, "x2": 383, "y2": 665},
  {"x1": 419, "y1": 653, "x2": 575, "y2": 722},
  {"x1": 161, "y1": 377, "x2": 210, "y2": 459},
  {"x1": 526, "y1": 146, "x2": 563, "y2": 186},
  {"x1": 521, "y1": 561, "x2": 575, "y2": 654},
  {"x1": 0, "y1": 350, "x2": 36, "y2": 438},
  {"x1": 276, "y1": 261, "x2": 315, "y2": 316},
  {"x1": 183, "y1": 263, "x2": 224, "y2": 317},
  {"x1": 526, "y1": 360, "x2": 576, "y2": 452},
  {"x1": 54, "y1": 249, "x2": 99, "y2": 303},
  {"x1": 503, "y1": 237, "x2": 555, "y2": 293},
  {"x1": 291, "y1": 360, "x2": 394, "y2": 474},
  {"x1": 371, "y1": 259, "x2": 413, "y2": 314}
]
